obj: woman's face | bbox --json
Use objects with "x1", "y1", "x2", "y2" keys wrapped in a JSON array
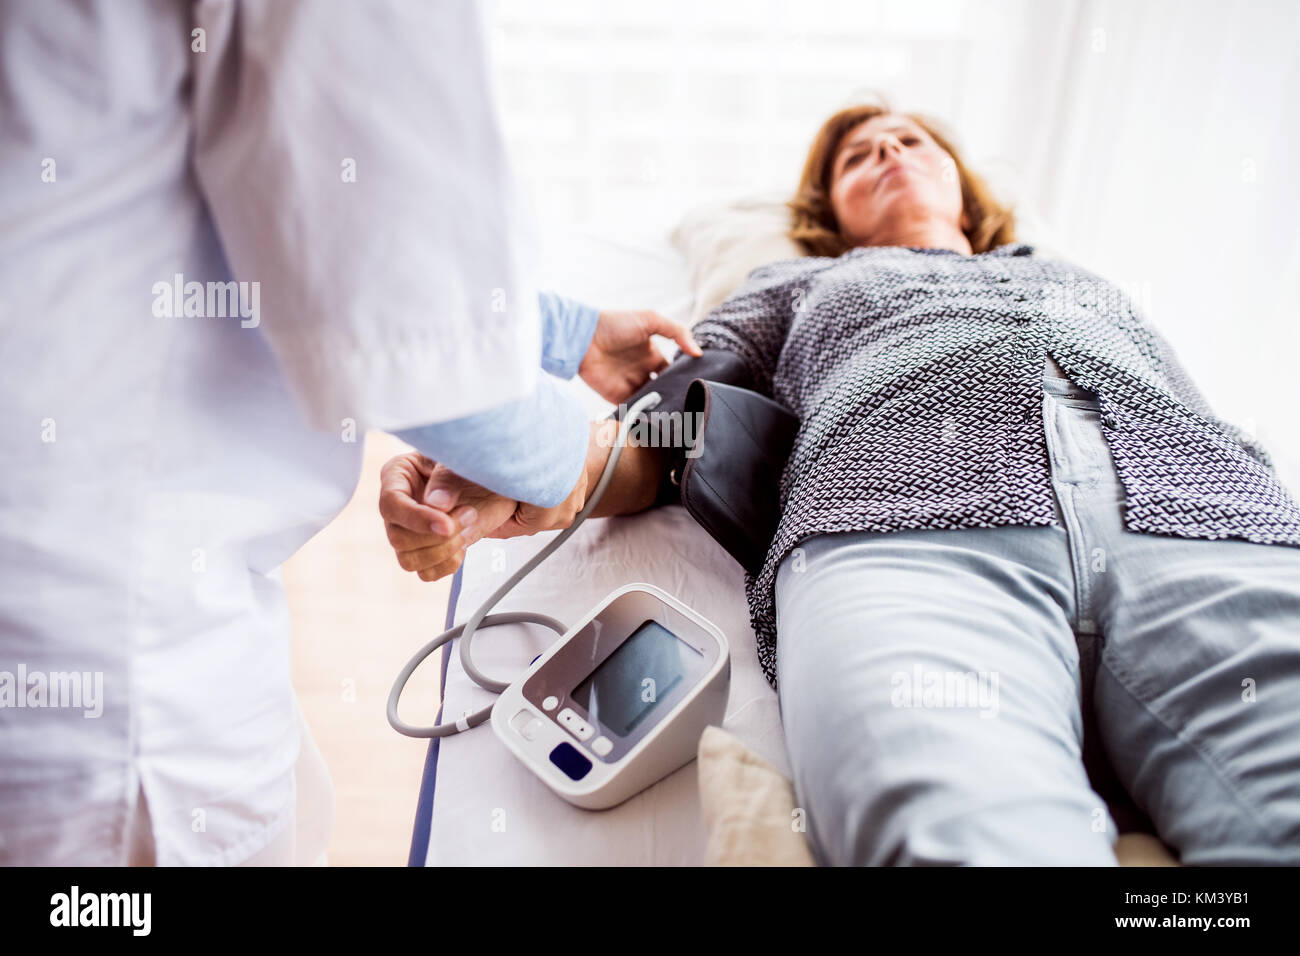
[{"x1": 829, "y1": 114, "x2": 966, "y2": 245}]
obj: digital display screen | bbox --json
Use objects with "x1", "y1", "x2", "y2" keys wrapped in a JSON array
[{"x1": 570, "y1": 620, "x2": 702, "y2": 738}]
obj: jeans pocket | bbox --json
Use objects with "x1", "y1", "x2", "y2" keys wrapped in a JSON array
[{"x1": 1046, "y1": 399, "x2": 1097, "y2": 485}]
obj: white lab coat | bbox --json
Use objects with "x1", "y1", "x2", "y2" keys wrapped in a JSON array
[{"x1": 0, "y1": 0, "x2": 541, "y2": 864}]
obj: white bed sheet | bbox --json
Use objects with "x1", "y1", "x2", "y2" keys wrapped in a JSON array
[{"x1": 423, "y1": 229, "x2": 789, "y2": 866}]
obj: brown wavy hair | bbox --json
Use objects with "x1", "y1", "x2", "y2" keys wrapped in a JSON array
[{"x1": 788, "y1": 102, "x2": 1016, "y2": 256}]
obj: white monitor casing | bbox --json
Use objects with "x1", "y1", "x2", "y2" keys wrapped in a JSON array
[{"x1": 491, "y1": 583, "x2": 730, "y2": 809}]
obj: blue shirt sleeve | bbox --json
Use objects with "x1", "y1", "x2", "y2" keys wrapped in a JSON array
[
  {"x1": 538, "y1": 291, "x2": 600, "y2": 380},
  {"x1": 392, "y1": 371, "x2": 589, "y2": 508},
  {"x1": 389, "y1": 291, "x2": 597, "y2": 507}
]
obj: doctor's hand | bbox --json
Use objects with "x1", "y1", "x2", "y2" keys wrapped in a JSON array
[
  {"x1": 378, "y1": 439, "x2": 600, "y2": 581},
  {"x1": 579, "y1": 309, "x2": 702, "y2": 404},
  {"x1": 378, "y1": 452, "x2": 518, "y2": 581},
  {"x1": 419, "y1": 424, "x2": 607, "y2": 541}
]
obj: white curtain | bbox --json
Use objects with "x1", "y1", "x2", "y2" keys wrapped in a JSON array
[
  {"x1": 958, "y1": 0, "x2": 1300, "y2": 488},
  {"x1": 485, "y1": 0, "x2": 1300, "y2": 487}
]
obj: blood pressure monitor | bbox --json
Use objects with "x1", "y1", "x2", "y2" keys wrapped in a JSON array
[{"x1": 491, "y1": 583, "x2": 730, "y2": 809}]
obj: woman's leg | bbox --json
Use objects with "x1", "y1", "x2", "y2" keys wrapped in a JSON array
[
  {"x1": 1034, "y1": 371, "x2": 1300, "y2": 863},
  {"x1": 775, "y1": 524, "x2": 1119, "y2": 866},
  {"x1": 1089, "y1": 530, "x2": 1300, "y2": 864}
]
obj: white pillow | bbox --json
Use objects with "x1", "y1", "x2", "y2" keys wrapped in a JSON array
[{"x1": 670, "y1": 192, "x2": 803, "y2": 327}]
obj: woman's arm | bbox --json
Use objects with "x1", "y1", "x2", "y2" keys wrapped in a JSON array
[
  {"x1": 688, "y1": 258, "x2": 829, "y2": 398},
  {"x1": 584, "y1": 420, "x2": 672, "y2": 518}
]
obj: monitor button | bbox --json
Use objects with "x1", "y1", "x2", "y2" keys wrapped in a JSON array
[
  {"x1": 549, "y1": 742, "x2": 592, "y2": 781},
  {"x1": 542, "y1": 695, "x2": 559, "y2": 711},
  {"x1": 591, "y1": 736, "x2": 613, "y2": 757},
  {"x1": 510, "y1": 709, "x2": 546, "y2": 741},
  {"x1": 557, "y1": 707, "x2": 595, "y2": 741},
  {"x1": 508, "y1": 709, "x2": 535, "y2": 736}
]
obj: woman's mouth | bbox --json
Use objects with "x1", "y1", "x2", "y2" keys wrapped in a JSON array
[{"x1": 876, "y1": 164, "x2": 908, "y2": 190}]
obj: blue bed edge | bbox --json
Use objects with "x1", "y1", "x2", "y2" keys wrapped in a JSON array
[{"x1": 406, "y1": 565, "x2": 462, "y2": 867}]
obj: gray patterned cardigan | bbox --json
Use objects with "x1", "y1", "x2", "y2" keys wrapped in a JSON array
[{"x1": 635, "y1": 241, "x2": 1300, "y2": 691}]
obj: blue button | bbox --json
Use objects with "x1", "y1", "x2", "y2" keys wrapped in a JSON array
[{"x1": 549, "y1": 742, "x2": 592, "y2": 781}]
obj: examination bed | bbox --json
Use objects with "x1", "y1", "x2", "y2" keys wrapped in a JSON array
[{"x1": 405, "y1": 214, "x2": 1172, "y2": 867}]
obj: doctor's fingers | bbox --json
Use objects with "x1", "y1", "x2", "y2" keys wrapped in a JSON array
[
  {"x1": 397, "y1": 541, "x2": 467, "y2": 580},
  {"x1": 392, "y1": 523, "x2": 481, "y2": 572},
  {"x1": 418, "y1": 554, "x2": 465, "y2": 582},
  {"x1": 380, "y1": 450, "x2": 436, "y2": 490},
  {"x1": 379, "y1": 462, "x2": 459, "y2": 536},
  {"x1": 384, "y1": 518, "x2": 471, "y2": 553},
  {"x1": 645, "y1": 350, "x2": 670, "y2": 376},
  {"x1": 643, "y1": 312, "x2": 702, "y2": 359},
  {"x1": 605, "y1": 357, "x2": 669, "y2": 404}
]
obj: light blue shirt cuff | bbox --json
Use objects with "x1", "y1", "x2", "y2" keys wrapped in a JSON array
[
  {"x1": 392, "y1": 372, "x2": 589, "y2": 508},
  {"x1": 538, "y1": 291, "x2": 600, "y2": 380}
]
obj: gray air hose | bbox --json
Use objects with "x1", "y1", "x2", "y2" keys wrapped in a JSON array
[{"x1": 387, "y1": 390, "x2": 663, "y2": 738}]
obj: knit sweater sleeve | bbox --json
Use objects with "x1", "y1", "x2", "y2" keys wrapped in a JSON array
[
  {"x1": 609, "y1": 258, "x2": 821, "y2": 507},
  {"x1": 688, "y1": 259, "x2": 823, "y2": 399}
]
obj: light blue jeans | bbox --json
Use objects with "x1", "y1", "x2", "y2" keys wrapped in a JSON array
[{"x1": 775, "y1": 365, "x2": 1300, "y2": 865}]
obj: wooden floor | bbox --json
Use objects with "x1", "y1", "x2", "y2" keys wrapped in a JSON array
[{"x1": 283, "y1": 431, "x2": 450, "y2": 867}]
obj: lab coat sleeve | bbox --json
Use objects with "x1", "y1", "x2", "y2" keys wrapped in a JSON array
[
  {"x1": 392, "y1": 372, "x2": 589, "y2": 508},
  {"x1": 539, "y1": 291, "x2": 600, "y2": 380},
  {"x1": 189, "y1": 0, "x2": 543, "y2": 432}
]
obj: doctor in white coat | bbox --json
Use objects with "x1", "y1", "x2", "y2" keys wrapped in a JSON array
[{"x1": 0, "y1": 0, "x2": 697, "y2": 866}]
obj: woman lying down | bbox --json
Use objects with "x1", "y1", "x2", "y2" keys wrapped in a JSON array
[{"x1": 379, "y1": 103, "x2": 1300, "y2": 866}]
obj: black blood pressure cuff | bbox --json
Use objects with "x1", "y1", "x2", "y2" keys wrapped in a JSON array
[
  {"x1": 609, "y1": 349, "x2": 755, "y2": 508},
  {"x1": 610, "y1": 348, "x2": 802, "y2": 575}
]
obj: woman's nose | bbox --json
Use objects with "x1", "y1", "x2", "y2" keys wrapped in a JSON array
[{"x1": 876, "y1": 137, "x2": 902, "y2": 161}]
